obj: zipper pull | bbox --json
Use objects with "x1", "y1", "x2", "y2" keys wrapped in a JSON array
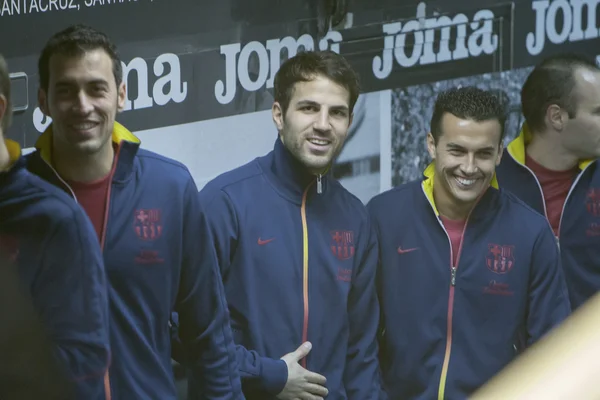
[
  {"x1": 317, "y1": 174, "x2": 322, "y2": 194},
  {"x1": 451, "y1": 267, "x2": 457, "y2": 286}
]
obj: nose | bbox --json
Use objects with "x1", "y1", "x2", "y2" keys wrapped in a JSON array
[
  {"x1": 313, "y1": 109, "x2": 331, "y2": 133},
  {"x1": 72, "y1": 91, "x2": 94, "y2": 115},
  {"x1": 461, "y1": 154, "x2": 478, "y2": 175}
]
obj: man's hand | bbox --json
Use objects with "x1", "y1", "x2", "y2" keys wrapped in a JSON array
[{"x1": 277, "y1": 342, "x2": 328, "y2": 400}]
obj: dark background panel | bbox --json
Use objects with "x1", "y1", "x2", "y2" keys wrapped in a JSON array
[{"x1": 2, "y1": 0, "x2": 600, "y2": 148}]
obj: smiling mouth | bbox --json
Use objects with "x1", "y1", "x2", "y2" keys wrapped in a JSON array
[
  {"x1": 70, "y1": 122, "x2": 99, "y2": 131},
  {"x1": 454, "y1": 176, "x2": 478, "y2": 188},
  {"x1": 307, "y1": 138, "x2": 331, "y2": 146}
]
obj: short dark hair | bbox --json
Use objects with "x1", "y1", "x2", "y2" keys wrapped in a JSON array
[
  {"x1": 274, "y1": 50, "x2": 360, "y2": 115},
  {"x1": 521, "y1": 53, "x2": 600, "y2": 133},
  {"x1": 0, "y1": 54, "x2": 12, "y2": 132},
  {"x1": 430, "y1": 86, "x2": 507, "y2": 143},
  {"x1": 38, "y1": 24, "x2": 122, "y2": 93}
]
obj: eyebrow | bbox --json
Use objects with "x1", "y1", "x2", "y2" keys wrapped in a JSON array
[
  {"x1": 446, "y1": 143, "x2": 466, "y2": 150},
  {"x1": 54, "y1": 78, "x2": 109, "y2": 87},
  {"x1": 446, "y1": 143, "x2": 496, "y2": 152},
  {"x1": 296, "y1": 100, "x2": 349, "y2": 112}
]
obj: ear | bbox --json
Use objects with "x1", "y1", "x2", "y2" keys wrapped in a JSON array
[
  {"x1": 426, "y1": 132, "x2": 437, "y2": 160},
  {"x1": 117, "y1": 82, "x2": 127, "y2": 112},
  {"x1": 0, "y1": 94, "x2": 6, "y2": 130},
  {"x1": 272, "y1": 101, "x2": 284, "y2": 131},
  {"x1": 495, "y1": 144, "x2": 504, "y2": 166},
  {"x1": 348, "y1": 112, "x2": 354, "y2": 129},
  {"x1": 546, "y1": 104, "x2": 567, "y2": 131},
  {"x1": 38, "y1": 88, "x2": 50, "y2": 116}
]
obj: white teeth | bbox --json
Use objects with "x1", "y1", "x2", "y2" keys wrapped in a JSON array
[
  {"x1": 72, "y1": 123, "x2": 97, "y2": 130},
  {"x1": 309, "y1": 139, "x2": 328, "y2": 145},
  {"x1": 456, "y1": 177, "x2": 476, "y2": 186}
]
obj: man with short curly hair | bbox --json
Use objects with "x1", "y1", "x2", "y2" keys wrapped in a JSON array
[{"x1": 368, "y1": 86, "x2": 570, "y2": 399}]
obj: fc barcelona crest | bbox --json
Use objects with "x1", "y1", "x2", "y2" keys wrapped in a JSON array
[
  {"x1": 133, "y1": 209, "x2": 163, "y2": 241},
  {"x1": 585, "y1": 188, "x2": 600, "y2": 217},
  {"x1": 486, "y1": 244, "x2": 515, "y2": 274},
  {"x1": 330, "y1": 230, "x2": 355, "y2": 260}
]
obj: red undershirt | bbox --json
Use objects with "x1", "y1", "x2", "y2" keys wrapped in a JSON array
[
  {"x1": 525, "y1": 154, "x2": 578, "y2": 237},
  {"x1": 66, "y1": 146, "x2": 118, "y2": 242},
  {"x1": 440, "y1": 216, "x2": 466, "y2": 267}
]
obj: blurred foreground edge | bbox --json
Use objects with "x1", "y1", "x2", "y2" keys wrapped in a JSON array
[{"x1": 470, "y1": 293, "x2": 600, "y2": 400}]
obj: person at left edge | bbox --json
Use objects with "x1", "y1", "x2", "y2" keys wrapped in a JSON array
[
  {"x1": 368, "y1": 86, "x2": 571, "y2": 399},
  {"x1": 0, "y1": 53, "x2": 109, "y2": 399},
  {"x1": 25, "y1": 24, "x2": 243, "y2": 399},
  {"x1": 0, "y1": 249, "x2": 73, "y2": 400}
]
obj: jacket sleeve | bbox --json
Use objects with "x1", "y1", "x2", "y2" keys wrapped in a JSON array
[
  {"x1": 0, "y1": 250, "x2": 75, "y2": 400},
  {"x1": 174, "y1": 176, "x2": 244, "y2": 399},
  {"x1": 343, "y1": 217, "x2": 387, "y2": 400},
  {"x1": 526, "y1": 223, "x2": 571, "y2": 344},
  {"x1": 34, "y1": 207, "x2": 110, "y2": 399},
  {"x1": 196, "y1": 185, "x2": 288, "y2": 396}
]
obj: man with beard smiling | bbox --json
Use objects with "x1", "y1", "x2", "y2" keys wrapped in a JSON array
[
  {"x1": 191, "y1": 50, "x2": 384, "y2": 400},
  {"x1": 25, "y1": 25, "x2": 242, "y2": 399},
  {"x1": 367, "y1": 86, "x2": 570, "y2": 400}
]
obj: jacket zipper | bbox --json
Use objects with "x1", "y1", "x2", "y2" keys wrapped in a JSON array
[
  {"x1": 42, "y1": 148, "x2": 118, "y2": 400},
  {"x1": 300, "y1": 181, "x2": 314, "y2": 368},
  {"x1": 299, "y1": 173, "x2": 323, "y2": 368},
  {"x1": 428, "y1": 203, "x2": 474, "y2": 400},
  {"x1": 316, "y1": 174, "x2": 322, "y2": 194},
  {"x1": 556, "y1": 163, "x2": 592, "y2": 245},
  {"x1": 41, "y1": 159, "x2": 78, "y2": 202},
  {"x1": 509, "y1": 153, "x2": 591, "y2": 245},
  {"x1": 98, "y1": 144, "x2": 120, "y2": 400},
  {"x1": 508, "y1": 154, "x2": 548, "y2": 218}
]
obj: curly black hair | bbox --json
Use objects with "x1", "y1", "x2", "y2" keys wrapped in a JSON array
[{"x1": 430, "y1": 86, "x2": 507, "y2": 144}]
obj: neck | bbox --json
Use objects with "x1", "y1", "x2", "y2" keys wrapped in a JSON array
[
  {"x1": 308, "y1": 167, "x2": 327, "y2": 177},
  {"x1": 53, "y1": 141, "x2": 115, "y2": 183},
  {"x1": 433, "y1": 182, "x2": 472, "y2": 221},
  {"x1": 0, "y1": 138, "x2": 10, "y2": 172},
  {"x1": 527, "y1": 130, "x2": 579, "y2": 171}
]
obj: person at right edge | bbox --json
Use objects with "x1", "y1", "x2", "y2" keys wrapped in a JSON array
[
  {"x1": 367, "y1": 86, "x2": 570, "y2": 399},
  {"x1": 189, "y1": 51, "x2": 385, "y2": 399},
  {"x1": 496, "y1": 53, "x2": 600, "y2": 311}
]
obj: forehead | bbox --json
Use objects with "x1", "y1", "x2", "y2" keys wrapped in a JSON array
[
  {"x1": 574, "y1": 68, "x2": 600, "y2": 105},
  {"x1": 289, "y1": 75, "x2": 350, "y2": 107},
  {"x1": 48, "y1": 48, "x2": 114, "y2": 84},
  {"x1": 438, "y1": 112, "x2": 502, "y2": 147}
]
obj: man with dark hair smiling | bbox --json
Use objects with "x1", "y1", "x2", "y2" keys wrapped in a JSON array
[
  {"x1": 26, "y1": 25, "x2": 242, "y2": 399},
  {"x1": 193, "y1": 50, "x2": 384, "y2": 400},
  {"x1": 368, "y1": 86, "x2": 570, "y2": 399}
]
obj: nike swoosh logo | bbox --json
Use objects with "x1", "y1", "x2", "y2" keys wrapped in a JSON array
[
  {"x1": 258, "y1": 237, "x2": 275, "y2": 245},
  {"x1": 397, "y1": 246, "x2": 418, "y2": 254}
]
